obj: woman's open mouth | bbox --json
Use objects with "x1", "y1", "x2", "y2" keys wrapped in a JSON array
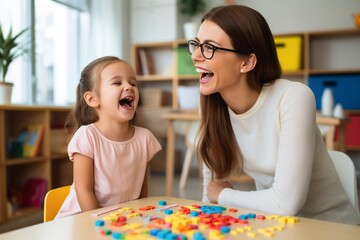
[{"x1": 197, "y1": 68, "x2": 214, "y2": 84}]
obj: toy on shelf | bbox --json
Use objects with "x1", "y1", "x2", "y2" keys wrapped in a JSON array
[{"x1": 8, "y1": 124, "x2": 44, "y2": 158}]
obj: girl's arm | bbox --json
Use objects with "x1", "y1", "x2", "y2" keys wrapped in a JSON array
[
  {"x1": 139, "y1": 165, "x2": 149, "y2": 198},
  {"x1": 73, "y1": 153, "x2": 100, "y2": 211}
]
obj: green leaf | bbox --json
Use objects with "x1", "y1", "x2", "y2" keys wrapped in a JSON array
[
  {"x1": 0, "y1": 23, "x2": 29, "y2": 82},
  {"x1": 179, "y1": 0, "x2": 206, "y2": 17}
]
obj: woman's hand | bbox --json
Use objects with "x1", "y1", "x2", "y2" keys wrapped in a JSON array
[{"x1": 207, "y1": 180, "x2": 233, "y2": 203}]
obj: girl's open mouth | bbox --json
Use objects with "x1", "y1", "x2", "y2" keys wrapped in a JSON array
[{"x1": 119, "y1": 96, "x2": 134, "y2": 109}]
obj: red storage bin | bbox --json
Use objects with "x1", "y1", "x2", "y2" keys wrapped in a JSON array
[{"x1": 345, "y1": 113, "x2": 360, "y2": 148}]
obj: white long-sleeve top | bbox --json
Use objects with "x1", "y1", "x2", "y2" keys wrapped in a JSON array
[{"x1": 202, "y1": 79, "x2": 360, "y2": 225}]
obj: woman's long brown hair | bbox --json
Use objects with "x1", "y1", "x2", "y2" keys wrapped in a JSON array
[{"x1": 198, "y1": 5, "x2": 282, "y2": 179}]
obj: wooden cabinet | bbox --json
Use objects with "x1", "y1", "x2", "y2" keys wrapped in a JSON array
[
  {"x1": 131, "y1": 39, "x2": 198, "y2": 111},
  {"x1": 131, "y1": 29, "x2": 360, "y2": 108},
  {"x1": 268, "y1": 29, "x2": 360, "y2": 81},
  {"x1": 0, "y1": 105, "x2": 72, "y2": 224},
  {"x1": 305, "y1": 29, "x2": 360, "y2": 151},
  {"x1": 131, "y1": 28, "x2": 360, "y2": 150},
  {"x1": 307, "y1": 29, "x2": 360, "y2": 74}
]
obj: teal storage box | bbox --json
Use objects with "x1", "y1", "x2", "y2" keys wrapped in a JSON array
[
  {"x1": 308, "y1": 74, "x2": 360, "y2": 110},
  {"x1": 177, "y1": 45, "x2": 196, "y2": 75}
]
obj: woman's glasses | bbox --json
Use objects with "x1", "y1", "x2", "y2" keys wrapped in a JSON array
[{"x1": 187, "y1": 40, "x2": 242, "y2": 60}]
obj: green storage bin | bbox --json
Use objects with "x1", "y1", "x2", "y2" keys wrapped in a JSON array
[{"x1": 177, "y1": 46, "x2": 197, "y2": 75}]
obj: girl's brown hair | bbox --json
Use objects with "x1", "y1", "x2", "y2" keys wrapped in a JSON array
[
  {"x1": 198, "y1": 5, "x2": 282, "y2": 179},
  {"x1": 65, "y1": 56, "x2": 126, "y2": 132}
]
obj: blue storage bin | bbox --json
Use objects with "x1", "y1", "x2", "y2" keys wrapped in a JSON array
[{"x1": 307, "y1": 74, "x2": 360, "y2": 110}]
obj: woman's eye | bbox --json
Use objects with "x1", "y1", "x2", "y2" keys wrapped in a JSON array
[
  {"x1": 203, "y1": 44, "x2": 213, "y2": 52},
  {"x1": 191, "y1": 43, "x2": 199, "y2": 48}
]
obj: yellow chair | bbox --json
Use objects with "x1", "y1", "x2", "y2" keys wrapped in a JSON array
[{"x1": 43, "y1": 185, "x2": 71, "y2": 222}]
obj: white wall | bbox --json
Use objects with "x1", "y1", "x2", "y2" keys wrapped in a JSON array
[
  {"x1": 207, "y1": 0, "x2": 360, "y2": 34},
  {"x1": 128, "y1": 0, "x2": 360, "y2": 53}
]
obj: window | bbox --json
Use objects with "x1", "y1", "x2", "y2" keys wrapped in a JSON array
[
  {"x1": 35, "y1": 0, "x2": 89, "y2": 104},
  {"x1": 0, "y1": 0, "x2": 29, "y2": 103},
  {"x1": 0, "y1": 0, "x2": 89, "y2": 105}
]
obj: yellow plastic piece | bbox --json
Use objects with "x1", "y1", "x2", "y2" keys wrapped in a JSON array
[{"x1": 247, "y1": 231, "x2": 257, "y2": 237}]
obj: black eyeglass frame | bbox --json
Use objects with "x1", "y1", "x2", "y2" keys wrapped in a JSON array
[{"x1": 187, "y1": 40, "x2": 243, "y2": 60}]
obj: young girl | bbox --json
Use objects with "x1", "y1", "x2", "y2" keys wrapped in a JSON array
[
  {"x1": 189, "y1": 5, "x2": 360, "y2": 225},
  {"x1": 55, "y1": 56, "x2": 161, "y2": 219}
]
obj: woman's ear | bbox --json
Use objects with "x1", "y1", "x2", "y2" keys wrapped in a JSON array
[
  {"x1": 83, "y1": 91, "x2": 99, "y2": 108},
  {"x1": 240, "y1": 53, "x2": 257, "y2": 73}
]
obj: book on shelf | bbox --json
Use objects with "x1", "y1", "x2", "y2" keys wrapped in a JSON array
[
  {"x1": 138, "y1": 49, "x2": 155, "y2": 75},
  {"x1": 14, "y1": 124, "x2": 44, "y2": 157},
  {"x1": 136, "y1": 50, "x2": 143, "y2": 75}
]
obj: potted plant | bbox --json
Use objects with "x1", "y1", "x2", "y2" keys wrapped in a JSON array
[
  {"x1": 178, "y1": 0, "x2": 206, "y2": 40},
  {"x1": 0, "y1": 24, "x2": 28, "y2": 104}
]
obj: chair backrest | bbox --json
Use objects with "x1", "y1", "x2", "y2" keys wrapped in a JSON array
[
  {"x1": 328, "y1": 150, "x2": 359, "y2": 214},
  {"x1": 185, "y1": 121, "x2": 200, "y2": 146},
  {"x1": 43, "y1": 185, "x2": 71, "y2": 222}
]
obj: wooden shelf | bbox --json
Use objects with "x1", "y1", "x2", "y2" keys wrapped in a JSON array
[
  {"x1": 137, "y1": 75, "x2": 173, "y2": 81},
  {"x1": 131, "y1": 28, "x2": 360, "y2": 150},
  {"x1": 5, "y1": 157, "x2": 47, "y2": 166},
  {"x1": 309, "y1": 68, "x2": 360, "y2": 75},
  {"x1": 132, "y1": 41, "x2": 200, "y2": 110},
  {"x1": 346, "y1": 146, "x2": 360, "y2": 151},
  {"x1": 7, "y1": 208, "x2": 42, "y2": 221},
  {"x1": 282, "y1": 71, "x2": 307, "y2": 77},
  {"x1": 50, "y1": 153, "x2": 69, "y2": 160},
  {"x1": 347, "y1": 110, "x2": 360, "y2": 114},
  {"x1": 0, "y1": 105, "x2": 73, "y2": 224},
  {"x1": 307, "y1": 28, "x2": 360, "y2": 37},
  {"x1": 132, "y1": 28, "x2": 360, "y2": 108}
]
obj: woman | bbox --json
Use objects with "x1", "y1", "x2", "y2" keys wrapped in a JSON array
[{"x1": 188, "y1": 5, "x2": 360, "y2": 225}]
